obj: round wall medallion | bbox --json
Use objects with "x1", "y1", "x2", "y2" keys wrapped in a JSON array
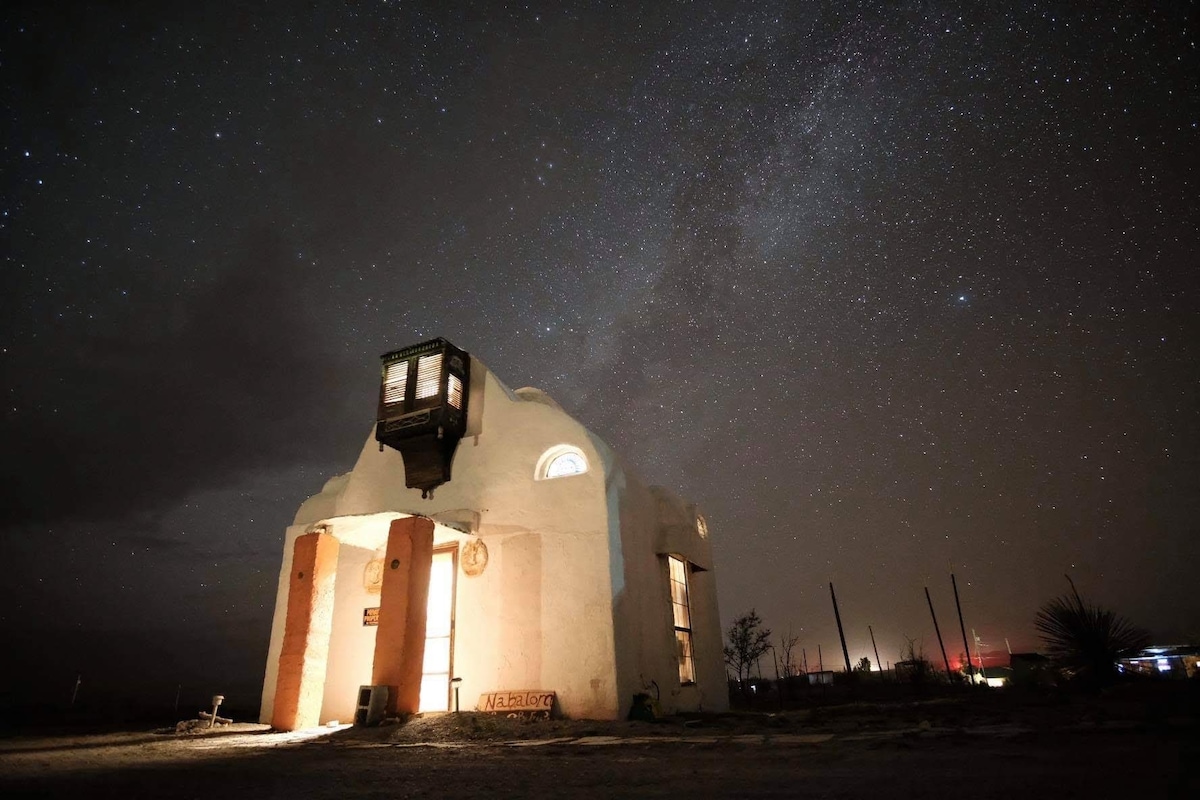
[
  {"x1": 461, "y1": 539, "x2": 488, "y2": 577},
  {"x1": 364, "y1": 558, "x2": 384, "y2": 593}
]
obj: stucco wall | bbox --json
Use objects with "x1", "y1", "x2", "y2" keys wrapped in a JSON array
[
  {"x1": 260, "y1": 523, "x2": 306, "y2": 724},
  {"x1": 319, "y1": 543, "x2": 381, "y2": 723},
  {"x1": 607, "y1": 467, "x2": 728, "y2": 716},
  {"x1": 261, "y1": 357, "x2": 724, "y2": 723},
  {"x1": 263, "y1": 362, "x2": 619, "y2": 721}
]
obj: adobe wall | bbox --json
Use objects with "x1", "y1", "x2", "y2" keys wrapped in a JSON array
[
  {"x1": 261, "y1": 356, "x2": 726, "y2": 723},
  {"x1": 262, "y1": 361, "x2": 621, "y2": 722}
]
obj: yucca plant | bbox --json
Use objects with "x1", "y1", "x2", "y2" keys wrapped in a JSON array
[{"x1": 1034, "y1": 578, "x2": 1150, "y2": 685}]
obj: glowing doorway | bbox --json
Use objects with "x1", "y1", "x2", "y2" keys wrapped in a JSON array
[{"x1": 418, "y1": 549, "x2": 455, "y2": 712}]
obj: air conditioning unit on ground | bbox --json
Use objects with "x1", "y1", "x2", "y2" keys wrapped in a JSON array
[{"x1": 354, "y1": 684, "x2": 389, "y2": 726}]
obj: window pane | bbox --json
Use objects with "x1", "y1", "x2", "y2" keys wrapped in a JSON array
[
  {"x1": 668, "y1": 556, "x2": 695, "y2": 684},
  {"x1": 546, "y1": 452, "x2": 586, "y2": 478},
  {"x1": 669, "y1": 556, "x2": 687, "y2": 584},
  {"x1": 382, "y1": 359, "x2": 408, "y2": 406},
  {"x1": 423, "y1": 637, "x2": 451, "y2": 674},
  {"x1": 672, "y1": 600, "x2": 690, "y2": 630},
  {"x1": 447, "y1": 373, "x2": 464, "y2": 409},
  {"x1": 676, "y1": 630, "x2": 695, "y2": 683},
  {"x1": 418, "y1": 672, "x2": 449, "y2": 712},
  {"x1": 425, "y1": 553, "x2": 454, "y2": 637},
  {"x1": 670, "y1": 579, "x2": 688, "y2": 607},
  {"x1": 669, "y1": 557, "x2": 690, "y2": 628},
  {"x1": 415, "y1": 353, "x2": 443, "y2": 399}
]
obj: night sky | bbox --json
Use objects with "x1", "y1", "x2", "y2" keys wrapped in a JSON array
[{"x1": 2, "y1": 3, "x2": 1197, "y2": 713}]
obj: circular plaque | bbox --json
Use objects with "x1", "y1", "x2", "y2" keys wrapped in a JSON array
[
  {"x1": 364, "y1": 558, "x2": 384, "y2": 593},
  {"x1": 461, "y1": 539, "x2": 488, "y2": 577}
]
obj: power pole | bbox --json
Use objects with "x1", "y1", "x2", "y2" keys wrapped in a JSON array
[
  {"x1": 973, "y1": 628, "x2": 986, "y2": 673},
  {"x1": 829, "y1": 583, "x2": 853, "y2": 673},
  {"x1": 869, "y1": 625, "x2": 883, "y2": 678},
  {"x1": 951, "y1": 573, "x2": 975, "y2": 681},
  {"x1": 925, "y1": 586, "x2": 953, "y2": 679}
]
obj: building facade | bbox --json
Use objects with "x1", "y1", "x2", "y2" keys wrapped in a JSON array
[{"x1": 260, "y1": 345, "x2": 726, "y2": 729}]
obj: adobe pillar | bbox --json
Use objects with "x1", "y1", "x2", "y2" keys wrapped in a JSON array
[
  {"x1": 371, "y1": 516, "x2": 435, "y2": 716},
  {"x1": 272, "y1": 531, "x2": 340, "y2": 731}
]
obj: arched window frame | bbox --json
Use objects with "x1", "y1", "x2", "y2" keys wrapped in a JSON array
[{"x1": 535, "y1": 444, "x2": 589, "y2": 481}]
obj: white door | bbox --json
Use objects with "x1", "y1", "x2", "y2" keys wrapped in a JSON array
[{"x1": 418, "y1": 550, "x2": 455, "y2": 712}]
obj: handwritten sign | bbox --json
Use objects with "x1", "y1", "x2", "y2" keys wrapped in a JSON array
[
  {"x1": 363, "y1": 607, "x2": 379, "y2": 626},
  {"x1": 477, "y1": 690, "x2": 555, "y2": 719}
]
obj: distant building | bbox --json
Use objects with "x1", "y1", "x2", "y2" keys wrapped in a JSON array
[
  {"x1": 806, "y1": 670, "x2": 835, "y2": 686},
  {"x1": 1008, "y1": 652, "x2": 1053, "y2": 687},
  {"x1": 978, "y1": 665, "x2": 1012, "y2": 688},
  {"x1": 261, "y1": 339, "x2": 726, "y2": 729},
  {"x1": 1119, "y1": 645, "x2": 1200, "y2": 678}
]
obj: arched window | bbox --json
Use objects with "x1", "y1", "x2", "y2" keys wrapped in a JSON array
[{"x1": 536, "y1": 445, "x2": 588, "y2": 480}]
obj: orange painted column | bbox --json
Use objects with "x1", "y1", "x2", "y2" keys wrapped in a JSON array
[
  {"x1": 371, "y1": 516, "x2": 435, "y2": 716},
  {"x1": 271, "y1": 531, "x2": 340, "y2": 731}
]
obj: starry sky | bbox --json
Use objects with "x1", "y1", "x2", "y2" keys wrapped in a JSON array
[{"x1": 2, "y1": 2, "x2": 1197, "y2": 713}]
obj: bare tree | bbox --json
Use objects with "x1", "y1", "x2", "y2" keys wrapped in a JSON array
[
  {"x1": 896, "y1": 636, "x2": 936, "y2": 684},
  {"x1": 777, "y1": 628, "x2": 801, "y2": 678},
  {"x1": 724, "y1": 609, "x2": 773, "y2": 685}
]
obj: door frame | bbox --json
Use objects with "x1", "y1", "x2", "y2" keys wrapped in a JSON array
[{"x1": 423, "y1": 544, "x2": 459, "y2": 712}]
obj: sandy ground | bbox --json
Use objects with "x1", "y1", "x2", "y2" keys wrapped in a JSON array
[{"x1": 2, "y1": 696, "x2": 1196, "y2": 798}]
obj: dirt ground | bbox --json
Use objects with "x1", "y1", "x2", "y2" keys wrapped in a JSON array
[{"x1": 2, "y1": 691, "x2": 1196, "y2": 798}]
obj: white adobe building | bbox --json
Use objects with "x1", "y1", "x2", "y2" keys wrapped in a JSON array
[{"x1": 261, "y1": 339, "x2": 726, "y2": 728}]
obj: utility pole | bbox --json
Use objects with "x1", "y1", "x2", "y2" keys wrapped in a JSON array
[
  {"x1": 973, "y1": 628, "x2": 986, "y2": 673},
  {"x1": 829, "y1": 583, "x2": 853, "y2": 674},
  {"x1": 924, "y1": 586, "x2": 953, "y2": 679},
  {"x1": 951, "y1": 573, "x2": 975, "y2": 681},
  {"x1": 869, "y1": 626, "x2": 883, "y2": 678}
]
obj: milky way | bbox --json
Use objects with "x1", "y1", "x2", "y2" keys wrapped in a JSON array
[{"x1": 2, "y1": 3, "x2": 1196, "y2": 704}]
